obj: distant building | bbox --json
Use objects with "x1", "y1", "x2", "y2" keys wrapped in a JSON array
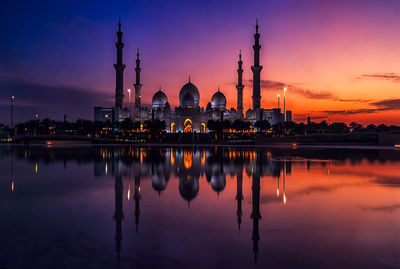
[
  {"x1": 286, "y1": 111, "x2": 293, "y2": 122},
  {"x1": 94, "y1": 107, "x2": 113, "y2": 122}
]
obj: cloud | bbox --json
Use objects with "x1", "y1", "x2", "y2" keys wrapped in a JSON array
[
  {"x1": 357, "y1": 73, "x2": 400, "y2": 83},
  {"x1": 322, "y1": 108, "x2": 378, "y2": 115},
  {"x1": 292, "y1": 88, "x2": 335, "y2": 99},
  {"x1": 259, "y1": 79, "x2": 286, "y2": 89},
  {"x1": 246, "y1": 79, "x2": 372, "y2": 102},
  {"x1": 246, "y1": 79, "x2": 336, "y2": 100},
  {"x1": 323, "y1": 98, "x2": 400, "y2": 115},
  {"x1": 370, "y1": 99, "x2": 400, "y2": 110},
  {"x1": 0, "y1": 75, "x2": 113, "y2": 123}
]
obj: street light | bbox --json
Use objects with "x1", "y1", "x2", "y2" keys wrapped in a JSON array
[
  {"x1": 10, "y1": 95, "x2": 15, "y2": 129},
  {"x1": 283, "y1": 87, "x2": 287, "y2": 122},
  {"x1": 127, "y1": 88, "x2": 131, "y2": 118},
  {"x1": 277, "y1": 94, "x2": 280, "y2": 109}
]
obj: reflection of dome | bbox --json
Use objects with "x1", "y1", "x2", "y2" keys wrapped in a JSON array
[
  {"x1": 179, "y1": 81, "x2": 200, "y2": 107},
  {"x1": 152, "y1": 90, "x2": 168, "y2": 108},
  {"x1": 182, "y1": 92, "x2": 195, "y2": 107},
  {"x1": 246, "y1": 108, "x2": 256, "y2": 119},
  {"x1": 152, "y1": 175, "x2": 169, "y2": 193},
  {"x1": 211, "y1": 90, "x2": 226, "y2": 109},
  {"x1": 179, "y1": 177, "x2": 199, "y2": 203},
  {"x1": 211, "y1": 174, "x2": 226, "y2": 193}
]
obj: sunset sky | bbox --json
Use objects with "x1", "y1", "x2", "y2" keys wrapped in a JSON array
[{"x1": 1, "y1": 0, "x2": 399, "y2": 124}]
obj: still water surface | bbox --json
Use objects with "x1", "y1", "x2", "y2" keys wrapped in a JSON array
[{"x1": 1, "y1": 145, "x2": 400, "y2": 268}]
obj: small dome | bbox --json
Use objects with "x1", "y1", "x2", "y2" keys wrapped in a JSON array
[
  {"x1": 211, "y1": 90, "x2": 226, "y2": 109},
  {"x1": 182, "y1": 92, "x2": 195, "y2": 107},
  {"x1": 179, "y1": 177, "x2": 199, "y2": 203},
  {"x1": 246, "y1": 108, "x2": 256, "y2": 119},
  {"x1": 152, "y1": 175, "x2": 169, "y2": 193},
  {"x1": 152, "y1": 90, "x2": 168, "y2": 109},
  {"x1": 179, "y1": 81, "x2": 200, "y2": 107},
  {"x1": 211, "y1": 174, "x2": 226, "y2": 193}
]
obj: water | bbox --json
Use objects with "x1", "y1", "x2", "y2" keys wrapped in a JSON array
[{"x1": 1, "y1": 145, "x2": 400, "y2": 269}]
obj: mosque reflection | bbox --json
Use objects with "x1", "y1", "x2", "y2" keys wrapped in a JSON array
[
  {"x1": 92, "y1": 147, "x2": 290, "y2": 263},
  {"x1": 3, "y1": 145, "x2": 400, "y2": 264},
  {"x1": 98, "y1": 147, "x2": 300, "y2": 263}
]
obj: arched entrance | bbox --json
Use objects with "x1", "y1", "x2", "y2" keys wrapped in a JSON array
[
  {"x1": 201, "y1": 123, "x2": 206, "y2": 133},
  {"x1": 170, "y1": 122, "x2": 176, "y2": 133},
  {"x1": 184, "y1": 119, "x2": 193, "y2": 133}
]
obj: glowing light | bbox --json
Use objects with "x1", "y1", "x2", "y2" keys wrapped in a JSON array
[
  {"x1": 105, "y1": 163, "x2": 108, "y2": 174},
  {"x1": 35, "y1": 163, "x2": 38, "y2": 174},
  {"x1": 201, "y1": 122, "x2": 206, "y2": 133},
  {"x1": 283, "y1": 193, "x2": 287, "y2": 204},
  {"x1": 11, "y1": 181, "x2": 14, "y2": 192},
  {"x1": 184, "y1": 151, "x2": 193, "y2": 169},
  {"x1": 127, "y1": 186, "x2": 131, "y2": 200},
  {"x1": 201, "y1": 151, "x2": 206, "y2": 165},
  {"x1": 395, "y1": 144, "x2": 400, "y2": 148},
  {"x1": 276, "y1": 188, "x2": 280, "y2": 197},
  {"x1": 184, "y1": 119, "x2": 193, "y2": 133}
]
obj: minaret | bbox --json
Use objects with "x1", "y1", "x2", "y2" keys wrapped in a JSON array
[
  {"x1": 113, "y1": 175, "x2": 124, "y2": 263},
  {"x1": 251, "y1": 153, "x2": 262, "y2": 263},
  {"x1": 251, "y1": 19, "x2": 263, "y2": 111},
  {"x1": 134, "y1": 48, "x2": 142, "y2": 120},
  {"x1": 236, "y1": 51, "x2": 244, "y2": 118},
  {"x1": 236, "y1": 173, "x2": 243, "y2": 231},
  {"x1": 114, "y1": 17, "x2": 126, "y2": 111},
  {"x1": 134, "y1": 163, "x2": 141, "y2": 233}
]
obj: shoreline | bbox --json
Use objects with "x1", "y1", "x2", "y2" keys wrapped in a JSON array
[{"x1": 1, "y1": 142, "x2": 399, "y2": 151}]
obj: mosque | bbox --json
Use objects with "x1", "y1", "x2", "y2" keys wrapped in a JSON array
[{"x1": 94, "y1": 19, "x2": 292, "y2": 132}]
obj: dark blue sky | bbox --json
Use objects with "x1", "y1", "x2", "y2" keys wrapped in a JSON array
[{"x1": 1, "y1": 0, "x2": 400, "y2": 124}]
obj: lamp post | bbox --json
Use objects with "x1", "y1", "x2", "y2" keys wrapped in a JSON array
[
  {"x1": 10, "y1": 95, "x2": 15, "y2": 129},
  {"x1": 283, "y1": 87, "x2": 287, "y2": 122},
  {"x1": 127, "y1": 88, "x2": 131, "y2": 118},
  {"x1": 277, "y1": 94, "x2": 280, "y2": 109}
]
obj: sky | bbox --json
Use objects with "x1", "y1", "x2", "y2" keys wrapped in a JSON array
[{"x1": 1, "y1": 0, "x2": 400, "y2": 125}]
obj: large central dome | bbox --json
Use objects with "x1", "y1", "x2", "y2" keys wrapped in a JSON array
[{"x1": 179, "y1": 81, "x2": 200, "y2": 107}]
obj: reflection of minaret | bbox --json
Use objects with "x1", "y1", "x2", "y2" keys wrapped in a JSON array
[
  {"x1": 134, "y1": 49, "x2": 142, "y2": 120},
  {"x1": 251, "y1": 19, "x2": 263, "y2": 111},
  {"x1": 283, "y1": 163, "x2": 287, "y2": 205},
  {"x1": 134, "y1": 168, "x2": 141, "y2": 233},
  {"x1": 251, "y1": 154, "x2": 262, "y2": 263},
  {"x1": 114, "y1": 17, "x2": 126, "y2": 111},
  {"x1": 10, "y1": 153, "x2": 14, "y2": 192},
  {"x1": 236, "y1": 173, "x2": 243, "y2": 231},
  {"x1": 113, "y1": 175, "x2": 124, "y2": 263},
  {"x1": 236, "y1": 51, "x2": 244, "y2": 118}
]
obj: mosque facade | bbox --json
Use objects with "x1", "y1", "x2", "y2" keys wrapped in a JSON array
[{"x1": 94, "y1": 19, "x2": 292, "y2": 132}]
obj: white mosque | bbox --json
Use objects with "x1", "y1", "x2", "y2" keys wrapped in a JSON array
[{"x1": 94, "y1": 19, "x2": 292, "y2": 132}]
